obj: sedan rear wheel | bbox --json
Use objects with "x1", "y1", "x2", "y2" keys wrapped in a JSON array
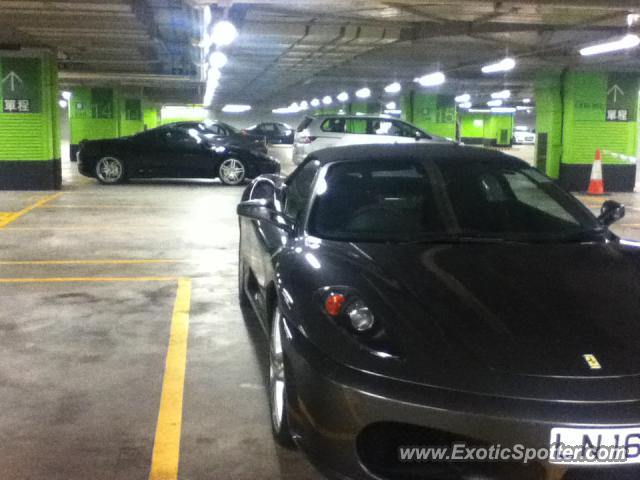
[
  {"x1": 219, "y1": 158, "x2": 246, "y2": 186},
  {"x1": 95, "y1": 156, "x2": 125, "y2": 184},
  {"x1": 269, "y1": 307, "x2": 294, "y2": 447}
]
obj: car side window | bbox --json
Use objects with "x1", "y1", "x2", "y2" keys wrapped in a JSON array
[{"x1": 284, "y1": 161, "x2": 319, "y2": 221}]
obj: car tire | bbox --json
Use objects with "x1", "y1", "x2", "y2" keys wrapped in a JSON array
[
  {"x1": 269, "y1": 306, "x2": 295, "y2": 448},
  {"x1": 218, "y1": 158, "x2": 247, "y2": 186},
  {"x1": 95, "y1": 156, "x2": 126, "y2": 184}
]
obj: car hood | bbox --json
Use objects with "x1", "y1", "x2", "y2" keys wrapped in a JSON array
[{"x1": 354, "y1": 240, "x2": 640, "y2": 380}]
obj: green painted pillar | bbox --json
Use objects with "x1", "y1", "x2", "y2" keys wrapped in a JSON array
[
  {"x1": 118, "y1": 87, "x2": 144, "y2": 137},
  {"x1": 400, "y1": 93, "x2": 413, "y2": 123},
  {"x1": 0, "y1": 51, "x2": 61, "y2": 189},
  {"x1": 408, "y1": 93, "x2": 457, "y2": 139},
  {"x1": 534, "y1": 74, "x2": 563, "y2": 178},
  {"x1": 69, "y1": 86, "x2": 119, "y2": 161},
  {"x1": 561, "y1": 71, "x2": 638, "y2": 191},
  {"x1": 143, "y1": 106, "x2": 160, "y2": 130}
]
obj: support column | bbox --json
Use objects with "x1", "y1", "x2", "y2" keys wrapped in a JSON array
[
  {"x1": 536, "y1": 71, "x2": 639, "y2": 191},
  {"x1": 0, "y1": 50, "x2": 61, "y2": 190},
  {"x1": 69, "y1": 87, "x2": 119, "y2": 161},
  {"x1": 406, "y1": 93, "x2": 457, "y2": 139}
]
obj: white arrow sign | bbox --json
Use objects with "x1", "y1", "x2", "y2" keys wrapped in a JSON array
[
  {"x1": 1, "y1": 71, "x2": 23, "y2": 92},
  {"x1": 608, "y1": 84, "x2": 625, "y2": 103}
]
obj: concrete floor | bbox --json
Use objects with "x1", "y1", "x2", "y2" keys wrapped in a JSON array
[
  {"x1": 0, "y1": 164, "x2": 323, "y2": 480},
  {"x1": 1, "y1": 158, "x2": 639, "y2": 480}
]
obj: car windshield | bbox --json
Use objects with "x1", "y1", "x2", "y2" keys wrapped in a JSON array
[{"x1": 308, "y1": 158, "x2": 603, "y2": 243}]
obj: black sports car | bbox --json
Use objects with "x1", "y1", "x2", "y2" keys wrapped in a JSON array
[
  {"x1": 78, "y1": 123, "x2": 278, "y2": 185},
  {"x1": 243, "y1": 122, "x2": 294, "y2": 144},
  {"x1": 237, "y1": 143, "x2": 639, "y2": 480}
]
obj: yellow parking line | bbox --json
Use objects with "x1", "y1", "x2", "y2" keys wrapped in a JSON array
[
  {"x1": 149, "y1": 277, "x2": 191, "y2": 480},
  {"x1": 0, "y1": 259, "x2": 186, "y2": 266},
  {"x1": 0, "y1": 276, "x2": 178, "y2": 283},
  {"x1": 0, "y1": 192, "x2": 63, "y2": 229}
]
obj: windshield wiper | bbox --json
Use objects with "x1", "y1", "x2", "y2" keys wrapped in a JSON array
[{"x1": 400, "y1": 233, "x2": 507, "y2": 245}]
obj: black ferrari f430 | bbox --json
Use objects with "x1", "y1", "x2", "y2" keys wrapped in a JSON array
[
  {"x1": 78, "y1": 122, "x2": 279, "y2": 185},
  {"x1": 237, "y1": 143, "x2": 640, "y2": 480}
]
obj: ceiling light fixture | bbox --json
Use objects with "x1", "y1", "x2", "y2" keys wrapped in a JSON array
[
  {"x1": 299, "y1": 100, "x2": 309, "y2": 110},
  {"x1": 58, "y1": 99, "x2": 68, "y2": 109},
  {"x1": 221, "y1": 104, "x2": 251, "y2": 113},
  {"x1": 384, "y1": 82, "x2": 402, "y2": 94},
  {"x1": 522, "y1": 98, "x2": 531, "y2": 104},
  {"x1": 322, "y1": 96, "x2": 333, "y2": 105},
  {"x1": 580, "y1": 34, "x2": 640, "y2": 56},
  {"x1": 273, "y1": 106, "x2": 298, "y2": 114},
  {"x1": 386, "y1": 101, "x2": 397, "y2": 109},
  {"x1": 487, "y1": 99, "x2": 503, "y2": 107},
  {"x1": 491, "y1": 89, "x2": 511, "y2": 99},
  {"x1": 455, "y1": 93, "x2": 471, "y2": 103},
  {"x1": 211, "y1": 20, "x2": 238, "y2": 47},
  {"x1": 310, "y1": 98, "x2": 321, "y2": 107},
  {"x1": 458, "y1": 102, "x2": 472, "y2": 109},
  {"x1": 415, "y1": 72, "x2": 446, "y2": 87},
  {"x1": 491, "y1": 107, "x2": 516, "y2": 113},
  {"x1": 209, "y1": 51, "x2": 228, "y2": 69},
  {"x1": 355, "y1": 87, "x2": 371, "y2": 99},
  {"x1": 61, "y1": 91, "x2": 72, "y2": 100},
  {"x1": 481, "y1": 57, "x2": 516, "y2": 74},
  {"x1": 337, "y1": 91, "x2": 349, "y2": 102}
]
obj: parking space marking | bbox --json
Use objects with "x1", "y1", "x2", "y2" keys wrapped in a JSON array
[
  {"x1": 149, "y1": 277, "x2": 191, "y2": 480},
  {"x1": 0, "y1": 192, "x2": 63, "y2": 229},
  {"x1": 0, "y1": 275, "x2": 193, "y2": 479},
  {"x1": 0, "y1": 276, "x2": 178, "y2": 283},
  {"x1": 0, "y1": 259, "x2": 186, "y2": 266}
]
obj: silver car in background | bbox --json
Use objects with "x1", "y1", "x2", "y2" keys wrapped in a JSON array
[{"x1": 292, "y1": 114, "x2": 454, "y2": 164}]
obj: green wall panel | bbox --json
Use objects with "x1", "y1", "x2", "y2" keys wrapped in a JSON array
[
  {"x1": 69, "y1": 87, "x2": 145, "y2": 142},
  {"x1": 410, "y1": 94, "x2": 457, "y2": 139},
  {"x1": 459, "y1": 112, "x2": 514, "y2": 146},
  {"x1": 562, "y1": 71, "x2": 638, "y2": 166},
  {"x1": 143, "y1": 107, "x2": 159, "y2": 129},
  {"x1": 0, "y1": 53, "x2": 58, "y2": 161}
]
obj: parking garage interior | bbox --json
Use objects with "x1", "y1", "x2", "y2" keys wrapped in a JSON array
[{"x1": 2, "y1": 1, "x2": 640, "y2": 480}]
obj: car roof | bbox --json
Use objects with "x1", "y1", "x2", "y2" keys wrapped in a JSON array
[
  {"x1": 306, "y1": 143, "x2": 529, "y2": 167},
  {"x1": 306, "y1": 114, "x2": 408, "y2": 121}
]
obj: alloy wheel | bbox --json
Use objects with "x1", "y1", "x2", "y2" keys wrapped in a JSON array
[
  {"x1": 96, "y1": 157, "x2": 124, "y2": 184},
  {"x1": 219, "y1": 158, "x2": 246, "y2": 185}
]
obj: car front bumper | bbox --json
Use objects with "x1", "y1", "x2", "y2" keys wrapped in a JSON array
[{"x1": 282, "y1": 317, "x2": 640, "y2": 480}]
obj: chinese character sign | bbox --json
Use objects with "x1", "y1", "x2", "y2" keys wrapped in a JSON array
[{"x1": 1, "y1": 57, "x2": 41, "y2": 113}]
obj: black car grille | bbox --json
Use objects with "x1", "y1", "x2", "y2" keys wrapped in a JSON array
[{"x1": 356, "y1": 422, "x2": 546, "y2": 480}]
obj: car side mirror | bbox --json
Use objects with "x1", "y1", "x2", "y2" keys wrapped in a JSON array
[
  {"x1": 237, "y1": 199, "x2": 294, "y2": 233},
  {"x1": 414, "y1": 131, "x2": 422, "y2": 141},
  {"x1": 598, "y1": 200, "x2": 625, "y2": 226}
]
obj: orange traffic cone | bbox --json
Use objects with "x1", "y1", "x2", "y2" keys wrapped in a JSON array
[{"x1": 587, "y1": 149, "x2": 605, "y2": 195}]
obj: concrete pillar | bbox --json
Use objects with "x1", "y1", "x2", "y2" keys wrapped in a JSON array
[
  {"x1": 403, "y1": 93, "x2": 457, "y2": 140},
  {"x1": 535, "y1": 71, "x2": 639, "y2": 191},
  {"x1": 0, "y1": 50, "x2": 61, "y2": 190}
]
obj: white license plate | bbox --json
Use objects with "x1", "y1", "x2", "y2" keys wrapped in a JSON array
[{"x1": 550, "y1": 427, "x2": 640, "y2": 464}]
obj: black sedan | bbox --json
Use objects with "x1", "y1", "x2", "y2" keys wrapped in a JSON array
[
  {"x1": 78, "y1": 123, "x2": 279, "y2": 185},
  {"x1": 174, "y1": 120, "x2": 268, "y2": 152},
  {"x1": 238, "y1": 143, "x2": 639, "y2": 480},
  {"x1": 243, "y1": 122, "x2": 294, "y2": 144}
]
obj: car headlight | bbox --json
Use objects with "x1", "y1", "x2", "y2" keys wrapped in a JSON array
[
  {"x1": 347, "y1": 300, "x2": 375, "y2": 332},
  {"x1": 324, "y1": 292, "x2": 375, "y2": 333}
]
